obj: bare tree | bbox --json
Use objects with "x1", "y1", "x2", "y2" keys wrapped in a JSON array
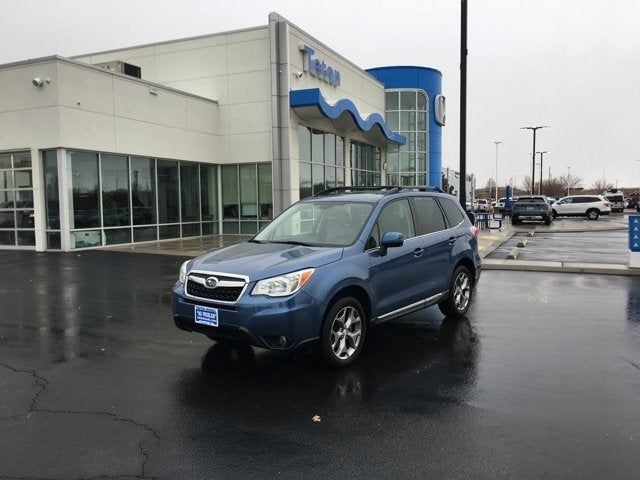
[
  {"x1": 560, "y1": 175, "x2": 582, "y2": 195},
  {"x1": 519, "y1": 175, "x2": 532, "y2": 193},
  {"x1": 591, "y1": 178, "x2": 615, "y2": 191}
]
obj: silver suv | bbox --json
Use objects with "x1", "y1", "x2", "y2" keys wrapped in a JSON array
[{"x1": 551, "y1": 195, "x2": 612, "y2": 220}]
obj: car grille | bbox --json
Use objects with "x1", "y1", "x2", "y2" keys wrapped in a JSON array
[
  {"x1": 186, "y1": 280, "x2": 244, "y2": 303},
  {"x1": 184, "y1": 272, "x2": 246, "y2": 303}
]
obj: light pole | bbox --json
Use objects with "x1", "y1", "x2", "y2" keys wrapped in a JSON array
[
  {"x1": 566, "y1": 166, "x2": 572, "y2": 195},
  {"x1": 536, "y1": 151, "x2": 549, "y2": 195},
  {"x1": 459, "y1": 0, "x2": 468, "y2": 209},
  {"x1": 494, "y1": 141, "x2": 502, "y2": 201},
  {"x1": 521, "y1": 126, "x2": 549, "y2": 194}
]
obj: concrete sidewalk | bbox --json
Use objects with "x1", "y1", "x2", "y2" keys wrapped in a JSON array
[{"x1": 483, "y1": 258, "x2": 640, "y2": 276}]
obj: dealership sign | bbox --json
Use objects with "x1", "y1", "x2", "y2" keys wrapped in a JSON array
[
  {"x1": 300, "y1": 45, "x2": 341, "y2": 87},
  {"x1": 630, "y1": 215, "x2": 640, "y2": 252}
]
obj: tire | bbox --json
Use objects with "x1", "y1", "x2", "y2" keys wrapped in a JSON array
[
  {"x1": 512, "y1": 215, "x2": 519, "y2": 225},
  {"x1": 586, "y1": 209, "x2": 600, "y2": 220},
  {"x1": 438, "y1": 266, "x2": 473, "y2": 318},
  {"x1": 544, "y1": 216, "x2": 552, "y2": 225},
  {"x1": 551, "y1": 210, "x2": 558, "y2": 219},
  {"x1": 320, "y1": 296, "x2": 367, "y2": 368}
]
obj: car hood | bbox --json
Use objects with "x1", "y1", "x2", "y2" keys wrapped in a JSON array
[{"x1": 189, "y1": 242, "x2": 343, "y2": 281}]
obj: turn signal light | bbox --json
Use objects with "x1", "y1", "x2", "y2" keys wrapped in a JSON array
[{"x1": 469, "y1": 226, "x2": 479, "y2": 239}]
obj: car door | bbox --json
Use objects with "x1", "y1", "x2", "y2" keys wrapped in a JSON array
[
  {"x1": 411, "y1": 196, "x2": 452, "y2": 296},
  {"x1": 555, "y1": 197, "x2": 573, "y2": 215},
  {"x1": 368, "y1": 198, "x2": 427, "y2": 316}
]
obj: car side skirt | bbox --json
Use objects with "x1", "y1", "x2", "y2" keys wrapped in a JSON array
[{"x1": 373, "y1": 291, "x2": 448, "y2": 324}]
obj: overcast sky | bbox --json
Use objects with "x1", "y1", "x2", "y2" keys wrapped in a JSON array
[{"x1": 3, "y1": 0, "x2": 640, "y2": 189}]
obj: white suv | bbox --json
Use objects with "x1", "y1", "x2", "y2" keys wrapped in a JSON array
[{"x1": 551, "y1": 195, "x2": 612, "y2": 220}]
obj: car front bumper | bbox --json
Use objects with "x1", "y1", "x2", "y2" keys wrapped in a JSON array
[{"x1": 171, "y1": 283, "x2": 325, "y2": 350}]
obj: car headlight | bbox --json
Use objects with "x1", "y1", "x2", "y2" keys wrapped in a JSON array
[
  {"x1": 178, "y1": 260, "x2": 190, "y2": 285},
  {"x1": 251, "y1": 268, "x2": 315, "y2": 297}
]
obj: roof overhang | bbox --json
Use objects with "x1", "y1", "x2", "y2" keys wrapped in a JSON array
[{"x1": 290, "y1": 88, "x2": 405, "y2": 145}]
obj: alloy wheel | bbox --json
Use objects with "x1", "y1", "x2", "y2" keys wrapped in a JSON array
[
  {"x1": 453, "y1": 272, "x2": 471, "y2": 311},
  {"x1": 330, "y1": 306, "x2": 362, "y2": 360}
]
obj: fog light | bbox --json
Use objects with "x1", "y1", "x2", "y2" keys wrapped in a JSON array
[{"x1": 278, "y1": 335, "x2": 288, "y2": 346}]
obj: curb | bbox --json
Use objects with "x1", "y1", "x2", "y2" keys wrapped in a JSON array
[
  {"x1": 506, "y1": 247, "x2": 519, "y2": 260},
  {"x1": 482, "y1": 259, "x2": 640, "y2": 277},
  {"x1": 479, "y1": 229, "x2": 516, "y2": 259},
  {"x1": 517, "y1": 238, "x2": 528, "y2": 248}
]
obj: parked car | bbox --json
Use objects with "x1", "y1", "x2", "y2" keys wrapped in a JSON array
[
  {"x1": 511, "y1": 196, "x2": 553, "y2": 225},
  {"x1": 475, "y1": 199, "x2": 489, "y2": 212},
  {"x1": 546, "y1": 197, "x2": 557, "y2": 205},
  {"x1": 172, "y1": 187, "x2": 482, "y2": 367},
  {"x1": 625, "y1": 195, "x2": 639, "y2": 210},
  {"x1": 495, "y1": 197, "x2": 518, "y2": 213},
  {"x1": 603, "y1": 190, "x2": 624, "y2": 213},
  {"x1": 551, "y1": 195, "x2": 612, "y2": 220}
]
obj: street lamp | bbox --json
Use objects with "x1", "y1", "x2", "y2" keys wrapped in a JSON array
[
  {"x1": 521, "y1": 126, "x2": 549, "y2": 194},
  {"x1": 494, "y1": 141, "x2": 502, "y2": 201},
  {"x1": 566, "y1": 166, "x2": 572, "y2": 195},
  {"x1": 536, "y1": 151, "x2": 549, "y2": 195}
]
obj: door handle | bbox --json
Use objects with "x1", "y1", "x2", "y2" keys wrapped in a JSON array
[
  {"x1": 413, "y1": 247, "x2": 424, "y2": 257},
  {"x1": 448, "y1": 236, "x2": 456, "y2": 246}
]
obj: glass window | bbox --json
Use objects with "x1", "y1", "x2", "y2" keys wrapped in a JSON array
[
  {"x1": 400, "y1": 111, "x2": 416, "y2": 131},
  {"x1": 324, "y1": 134, "x2": 335, "y2": 165},
  {"x1": 182, "y1": 223, "x2": 200, "y2": 237},
  {"x1": 200, "y1": 165, "x2": 218, "y2": 222},
  {"x1": 417, "y1": 92, "x2": 427, "y2": 111},
  {"x1": 159, "y1": 224, "x2": 180, "y2": 239},
  {"x1": 377, "y1": 199, "x2": 415, "y2": 239},
  {"x1": 241, "y1": 221, "x2": 258, "y2": 234},
  {"x1": 386, "y1": 111, "x2": 399, "y2": 131},
  {"x1": 298, "y1": 125, "x2": 311, "y2": 162},
  {"x1": 101, "y1": 154, "x2": 130, "y2": 227},
  {"x1": 336, "y1": 137, "x2": 344, "y2": 167},
  {"x1": 258, "y1": 164, "x2": 273, "y2": 220},
  {"x1": 417, "y1": 111, "x2": 427, "y2": 131},
  {"x1": 14, "y1": 170, "x2": 32, "y2": 188},
  {"x1": 412, "y1": 197, "x2": 446, "y2": 235},
  {"x1": 400, "y1": 152, "x2": 416, "y2": 171},
  {"x1": 0, "y1": 171, "x2": 12, "y2": 189},
  {"x1": 105, "y1": 228, "x2": 131, "y2": 245},
  {"x1": 13, "y1": 152, "x2": 31, "y2": 168},
  {"x1": 180, "y1": 163, "x2": 200, "y2": 222},
  {"x1": 16, "y1": 210, "x2": 34, "y2": 228},
  {"x1": 68, "y1": 151, "x2": 100, "y2": 229},
  {"x1": 47, "y1": 232, "x2": 61, "y2": 250},
  {"x1": 71, "y1": 230, "x2": 101, "y2": 248},
  {"x1": 133, "y1": 226, "x2": 157, "y2": 243},
  {"x1": 325, "y1": 166, "x2": 336, "y2": 188},
  {"x1": 240, "y1": 164, "x2": 257, "y2": 219},
  {"x1": 0, "y1": 154, "x2": 11, "y2": 169},
  {"x1": 43, "y1": 150, "x2": 59, "y2": 230},
  {"x1": 386, "y1": 91, "x2": 399, "y2": 110},
  {"x1": 222, "y1": 222, "x2": 239, "y2": 234},
  {"x1": 157, "y1": 160, "x2": 179, "y2": 223},
  {"x1": 222, "y1": 165, "x2": 239, "y2": 220},
  {"x1": 439, "y1": 198, "x2": 466, "y2": 226},
  {"x1": 417, "y1": 132, "x2": 427, "y2": 151},
  {"x1": 0, "y1": 231, "x2": 15, "y2": 245},
  {"x1": 400, "y1": 91, "x2": 416, "y2": 110},
  {"x1": 130, "y1": 157, "x2": 156, "y2": 225},
  {"x1": 0, "y1": 211, "x2": 14, "y2": 228},
  {"x1": 15, "y1": 190, "x2": 33, "y2": 208},
  {"x1": 312, "y1": 163, "x2": 324, "y2": 194},
  {"x1": 311, "y1": 129, "x2": 324, "y2": 163},
  {"x1": 299, "y1": 162, "x2": 312, "y2": 199},
  {"x1": 17, "y1": 230, "x2": 35, "y2": 246},
  {"x1": 0, "y1": 190, "x2": 14, "y2": 209}
]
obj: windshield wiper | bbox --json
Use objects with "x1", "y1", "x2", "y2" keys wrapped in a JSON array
[
  {"x1": 248, "y1": 239, "x2": 267, "y2": 244},
  {"x1": 271, "y1": 240, "x2": 313, "y2": 246}
]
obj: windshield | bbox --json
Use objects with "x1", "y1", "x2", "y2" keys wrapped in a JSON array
[{"x1": 253, "y1": 201, "x2": 374, "y2": 247}]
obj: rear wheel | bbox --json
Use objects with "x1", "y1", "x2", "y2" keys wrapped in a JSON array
[
  {"x1": 438, "y1": 266, "x2": 473, "y2": 318},
  {"x1": 551, "y1": 209, "x2": 558, "y2": 219},
  {"x1": 586, "y1": 208, "x2": 600, "y2": 220},
  {"x1": 512, "y1": 215, "x2": 519, "y2": 225},
  {"x1": 320, "y1": 297, "x2": 366, "y2": 367},
  {"x1": 544, "y1": 215, "x2": 552, "y2": 225}
]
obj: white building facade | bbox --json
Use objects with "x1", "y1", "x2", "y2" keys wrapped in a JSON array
[{"x1": 0, "y1": 12, "x2": 444, "y2": 251}]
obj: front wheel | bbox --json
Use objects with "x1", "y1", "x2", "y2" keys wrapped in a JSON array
[
  {"x1": 552, "y1": 210, "x2": 558, "y2": 219},
  {"x1": 438, "y1": 266, "x2": 473, "y2": 318},
  {"x1": 586, "y1": 209, "x2": 600, "y2": 220},
  {"x1": 544, "y1": 216, "x2": 552, "y2": 225},
  {"x1": 320, "y1": 297, "x2": 366, "y2": 367}
]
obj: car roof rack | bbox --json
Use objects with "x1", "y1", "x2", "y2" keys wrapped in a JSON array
[{"x1": 313, "y1": 185, "x2": 446, "y2": 197}]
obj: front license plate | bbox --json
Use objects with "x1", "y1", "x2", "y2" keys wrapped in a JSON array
[
  {"x1": 194, "y1": 305, "x2": 219, "y2": 327},
  {"x1": 526, "y1": 206, "x2": 534, "y2": 210}
]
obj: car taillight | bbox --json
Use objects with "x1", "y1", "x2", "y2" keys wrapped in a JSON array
[
  {"x1": 469, "y1": 226, "x2": 478, "y2": 239},
  {"x1": 604, "y1": 202, "x2": 611, "y2": 207}
]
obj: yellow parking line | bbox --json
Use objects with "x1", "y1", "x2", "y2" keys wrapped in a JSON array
[
  {"x1": 478, "y1": 245, "x2": 486, "y2": 251},
  {"x1": 480, "y1": 235, "x2": 500, "y2": 241}
]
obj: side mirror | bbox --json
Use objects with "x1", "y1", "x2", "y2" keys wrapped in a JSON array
[{"x1": 380, "y1": 231, "x2": 404, "y2": 252}]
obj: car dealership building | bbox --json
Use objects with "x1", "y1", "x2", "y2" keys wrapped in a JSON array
[{"x1": 0, "y1": 12, "x2": 445, "y2": 251}]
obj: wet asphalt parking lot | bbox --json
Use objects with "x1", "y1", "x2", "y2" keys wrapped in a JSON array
[{"x1": 1, "y1": 251, "x2": 640, "y2": 479}]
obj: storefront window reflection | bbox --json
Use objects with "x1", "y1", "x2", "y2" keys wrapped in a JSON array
[{"x1": 298, "y1": 125, "x2": 345, "y2": 199}]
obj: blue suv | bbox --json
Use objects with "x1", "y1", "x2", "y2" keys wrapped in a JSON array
[{"x1": 172, "y1": 187, "x2": 481, "y2": 367}]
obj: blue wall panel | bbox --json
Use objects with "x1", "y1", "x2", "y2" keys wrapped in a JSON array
[{"x1": 367, "y1": 66, "x2": 443, "y2": 188}]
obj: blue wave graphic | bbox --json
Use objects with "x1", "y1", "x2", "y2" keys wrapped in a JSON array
[{"x1": 290, "y1": 88, "x2": 405, "y2": 145}]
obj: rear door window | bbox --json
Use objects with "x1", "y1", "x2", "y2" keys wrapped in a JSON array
[
  {"x1": 411, "y1": 197, "x2": 447, "y2": 235},
  {"x1": 438, "y1": 198, "x2": 466, "y2": 227}
]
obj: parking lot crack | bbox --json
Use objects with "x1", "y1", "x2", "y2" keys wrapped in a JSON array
[
  {"x1": 0, "y1": 362, "x2": 49, "y2": 412},
  {"x1": 622, "y1": 358, "x2": 640, "y2": 371}
]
